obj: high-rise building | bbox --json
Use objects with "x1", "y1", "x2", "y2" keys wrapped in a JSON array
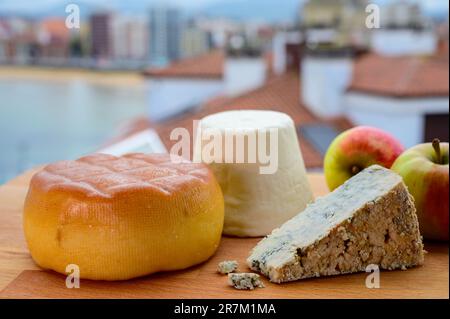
[
  {"x1": 300, "y1": 0, "x2": 369, "y2": 49},
  {"x1": 370, "y1": 1, "x2": 437, "y2": 56},
  {"x1": 90, "y1": 13, "x2": 112, "y2": 59},
  {"x1": 380, "y1": 1, "x2": 425, "y2": 29},
  {"x1": 181, "y1": 22, "x2": 211, "y2": 59},
  {"x1": 149, "y1": 5, "x2": 181, "y2": 66},
  {"x1": 111, "y1": 15, "x2": 148, "y2": 61}
]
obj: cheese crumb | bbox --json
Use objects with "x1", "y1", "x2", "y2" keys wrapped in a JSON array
[
  {"x1": 217, "y1": 260, "x2": 238, "y2": 274},
  {"x1": 227, "y1": 273, "x2": 265, "y2": 290}
]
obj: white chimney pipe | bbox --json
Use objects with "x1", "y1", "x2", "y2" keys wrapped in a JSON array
[
  {"x1": 224, "y1": 56, "x2": 267, "y2": 97},
  {"x1": 272, "y1": 31, "x2": 302, "y2": 75}
]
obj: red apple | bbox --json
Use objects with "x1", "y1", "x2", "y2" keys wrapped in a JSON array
[
  {"x1": 391, "y1": 139, "x2": 449, "y2": 241},
  {"x1": 324, "y1": 126, "x2": 404, "y2": 191}
]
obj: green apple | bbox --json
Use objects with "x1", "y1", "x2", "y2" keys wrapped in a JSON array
[
  {"x1": 324, "y1": 126, "x2": 404, "y2": 191},
  {"x1": 391, "y1": 139, "x2": 449, "y2": 241}
]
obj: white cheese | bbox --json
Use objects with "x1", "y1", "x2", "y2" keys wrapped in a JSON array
[{"x1": 194, "y1": 110, "x2": 313, "y2": 237}]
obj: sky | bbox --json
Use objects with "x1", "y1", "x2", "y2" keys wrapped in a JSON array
[
  {"x1": 0, "y1": 0, "x2": 448, "y2": 21},
  {"x1": 0, "y1": 0, "x2": 216, "y2": 11}
]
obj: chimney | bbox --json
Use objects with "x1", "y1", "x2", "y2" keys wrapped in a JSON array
[
  {"x1": 224, "y1": 34, "x2": 267, "y2": 97},
  {"x1": 272, "y1": 31, "x2": 303, "y2": 75},
  {"x1": 301, "y1": 47, "x2": 354, "y2": 118}
]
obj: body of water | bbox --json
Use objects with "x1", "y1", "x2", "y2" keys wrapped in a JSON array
[{"x1": 0, "y1": 78, "x2": 147, "y2": 184}]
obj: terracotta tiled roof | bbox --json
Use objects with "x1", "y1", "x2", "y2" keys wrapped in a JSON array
[
  {"x1": 41, "y1": 18, "x2": 70, "y2": 41},
  {"x1": 143, "y1": 50, "x2": 224, "y2": 79},
  {"x1": 0, "y1": 20, "x2": 11, "y2": 39},
  {"x1": 347, "y1": 53, "x2": 449, "y2": 98},
  {"x1": 113, "y1": 71, "x2": 353, "y2": 169},
  {"x1": 143, "y1": 50, "x2": 276, "y2": 79}
]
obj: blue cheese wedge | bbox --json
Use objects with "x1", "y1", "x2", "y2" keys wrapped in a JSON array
[
  {"x1": 227, "y1": 273, "x2": 265, "y2": 290},
  {"x1": 217, "y1": 260, "x2": 239, "y2": 274},
  {"x1": 247, "y1": 165, "x2": 424, "y2": 283}
]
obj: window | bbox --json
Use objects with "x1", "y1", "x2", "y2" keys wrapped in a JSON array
[
  {"x1": 424, "y1": 114, "x2": 449, "y2": 143},
  {"x1": 298, "y1": 123, "x2": 340, "y2": 155}
]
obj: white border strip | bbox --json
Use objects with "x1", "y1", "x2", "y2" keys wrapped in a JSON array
[{"x1": 99, "y1": 129, "x2": 167, "y2": 156}]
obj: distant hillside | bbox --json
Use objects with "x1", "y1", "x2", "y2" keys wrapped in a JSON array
[
  {"x1": 0, "y1": 0, "x2": 107, "y2": 19},
  {"x1": 0, "y1": 0, "x2": 446, "y2": 23},
  {"x1": 199, "y1": 0, "x2": 303, "y2": 23},
  {"x1": 0, "y1": 0, "x2": 302, "y2": 23}
]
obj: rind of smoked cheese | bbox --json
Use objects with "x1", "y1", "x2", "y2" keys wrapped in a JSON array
[
  {"x1": 23, "y1": 153, "x2": 224, "y2": 280},
  {"x1": 194, "y1": 110, "x2": 314, "y2": 237}
]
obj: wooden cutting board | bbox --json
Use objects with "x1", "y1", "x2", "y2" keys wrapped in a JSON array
[{"x1": 0, "y1": 168, "x2": 448, "y2": 299}]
